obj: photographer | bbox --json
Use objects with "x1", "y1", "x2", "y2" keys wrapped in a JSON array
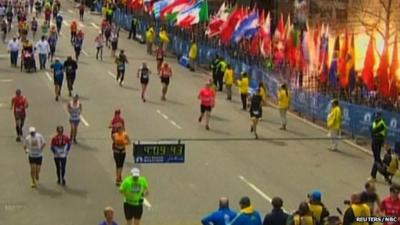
[{"x1": 343, "y1": 193, "x2": 370, "y2": 225}]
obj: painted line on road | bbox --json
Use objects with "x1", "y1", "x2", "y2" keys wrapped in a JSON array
[
  {"x1": 80, "y1": 116, "x2": 90, "y2": 127},
  {"x1": 63, "y1": 21, "x2": 70, "y2": 26},
  {"x1": 82, "y1": 50, "x2": 89, "y2": 56},
  {"x1": 45, "y1": 72, "x2": 53, "y2": 81},
  {"x1": 0, "y1": 79, "x2": 13, "y2": 82},
  {"x1": 156, "y1": 109, "x2": 183, "y2": 130},
  {"x1": 144, "y1": 198, "x2": 152, "y2": 209},
  {"x1": 170, "y1": 120, "x2": 182, "y2": 130},
  {"x1": 156, "y1": 109, "x2": 169, "y2": 120},
  {"x1": 239, "y1": 175, "x2": 288, "y2": 213},
  {"x1": 107, "y1": 71, "x2": 116, "y2": 79},
  {"x1": 91, "y1": 22, "x2": 100, "y2": 29}
]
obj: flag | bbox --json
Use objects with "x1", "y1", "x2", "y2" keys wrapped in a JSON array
[
  {"x1": 339, "y1": 31, "x2": 349, "y2": 88},
  {"x1": 362, "y1": 36, "x2": 376, "y2": 91},
  {"x1": 302, "y1": 30, "x2": 310, "y2": 67},
  {"x1": 249, "y1": 32, "x2": 260, "y2": 56},
  {"x1": 390, "y1": 35, "x2": 399, "y2": 97},
  {"x1": 319, "y1": 30, "x2": 329, "y2": 84},
  {"x1": 176, "y1": 0, "x2": 208, "y2": 28},
  {"x1": 161, "y1": 0, "x2": 191, "y2": 18},
  {"x1": 260, "y1": 12, "x2": 271, "y2": 57},
  {"x1": 378, "y1": 46, "x2": 390, "y2": 97},
  {"x1": 220, "y1": 6, "x2": 245, "y2": 45},
  {"x1": 144, "y1": 0, "x2": 157, "y2": 13},
  {"x1": 275, "y1": 13, "x2": 285, "y2": 41},
  {"x1": 129, "y1": 0, "x2": 143, "y2": 9},
  {"x1": 329, "y1": 36, "x2": 340, "y2": 87},
  {"x1": 153, "y1": 0, "x2": 173, "y2": 19},
  {"x1": 206, "y1": 2, "x2": 228, "y2": 37},
  {"x1": 348, "y1": 34, "x2": 357, "y2": 92},
  {"x1": 231, "y1": 10, "x2": 258, "y2": 43}
]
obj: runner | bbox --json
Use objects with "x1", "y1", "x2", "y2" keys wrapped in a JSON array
[
  {"x1": 11, "y1": 89, "x2": 29, "y2": 142},
  {"x1": 44, "y1": 4, "x2": 51, "y2": 23},
  {"x1": 6, "y1": 7, "x2": 12, "y2": 32},
  {"x1": 50, "y1": 125, "x2": 71, "y2": 185},
  {"x1": 51, "y1": 58, "x2": 64, "y2": 101},
  {"x1": 70, "y1": 20, "x2": 77, "y2": 44},
  {"x1": 73, "y1": 30, "x2": 84, "y2": 62},
  {"x1": 47, "y1": 26, "x2": 58, "y2": 62},
  {"x1": 1, "y1": 18, "x2": 7, "y2": 42},
  {"x1": 120, "y1": 168, "x2": 149, "y2": 225},
  {"x1": 78, "y1": 3, "x2": 84, "y2": 21},
  {"x1": 34, "y1": 0, "x2": 41, "y2": 17},
  {"x1": 8, "y1": 36, "x2": 20, "y2": 67},
  {"x1": 115, "y1": 50, "x2": 128, "y2": 86},
  {"x1": 67, "y1": 94, "x2": 82, "y2": 144},
  {"x1": 249, "y1": 88, "x2": 263, "y2": 139},
  {"x1": 104, "y1": 22, "x2": 111, "y2": 48},
  {"x1": 40, "y1": 20, "x2": 49, "y2": 37},
  {"x1": 55, "y1": 13, "x2": 62, "y2": 34},
  {"x1": 95, "y1": 31, "x2": 104, "y2": 60},
  {"x1": 112, "y1": 126, "x2": 130, "y2": 186},
  {"x1": 63, "y1": 56, "x2": 78, "y2": 96},
  {"x1": 159, "y1": 62, "x2": 172, "y2": 101},
  {"x1": 155, "y1": 46, "x2": 165, "y2": 74},
  {"x1": 24, "y1": 126, "x2": 46, "y2": 188},
  {"x1": 110, "y1": 30, "x2": 118, "y2": 57},
  {"x1": 35, "y1": 35, "x2": 50, "y2": 69},
  {"x1": 52, "y1": 2, "x2": 58, "y2": 21},
  {"x1": 30, "y1": 17, "x2": 38, "y2": 39},
  {"x1": 137, "y1": 62, "x2": 151, "y2": 102},
  {"x1": 198, "y1": 80, "x2": 216, "y2": 130},
  {"x1": 108, "y1": 109, "x2": 125, "y2": 138}
]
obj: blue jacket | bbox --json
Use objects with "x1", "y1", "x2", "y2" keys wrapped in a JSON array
[
  {"x1": 202, "y1": 207, "x2": 237, "y2": 225},
  {"x1": 231, "y1": 206, "x2": 262, "y2": 225}
]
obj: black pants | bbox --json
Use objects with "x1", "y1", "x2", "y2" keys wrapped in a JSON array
[
  {"x1": 15, "y1": 116, "x2": 25, "y2": 136},
  {"x1": 241, "y1": 93, "x2": 248, "y2": 110},
  {"x1": 66, "y1": 73, "x2": 76, "y2": 92},
  {"x1": 117, "y1": 70, "x2": 125, "y2": 83},
  {"x1": 128, "y1": 27, "x2": 136, "y2": 39},
  {"x1": 212, "y1": 73, "x2": 218, "y2": 87},
  {"x1": 371, "y1": 138, "x2": 386, "y2": 178},
  {"x1": 54, "y1": 157, "x2": 67, "y2": 181}
]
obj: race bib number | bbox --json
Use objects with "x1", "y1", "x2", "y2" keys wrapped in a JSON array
[{"x1": 132, "y1": 184, "x2": 141, "y2": 193}]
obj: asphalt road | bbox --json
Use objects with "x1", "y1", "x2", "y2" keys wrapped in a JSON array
[{"x1": 0, "y1": 1, "x2": 397, "y2": 225}]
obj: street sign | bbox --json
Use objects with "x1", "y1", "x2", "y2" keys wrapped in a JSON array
[{"x1": 133, "y1": 140, "x2": 185, "y2": 164}]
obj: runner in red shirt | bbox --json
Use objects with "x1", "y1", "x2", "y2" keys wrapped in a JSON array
[
  {"x1": 159, "y1": 63, "x2": 172, "y2": 101},
  {"x1": 198, "y1": 80, "x2": 216, "y2": 130},
  {"x1": 10, "y1": 89, "x2": 29, "y2": 142},
  {"x1": 108, "y1": 109, "x2": 125, "y2": 137},
  {"x1": 380, "y1": 185, "x2": 400, "y2": 225}
]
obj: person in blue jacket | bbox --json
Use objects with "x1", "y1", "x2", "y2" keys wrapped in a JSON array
[
  {"x1": 231, "y1": 197, "x2": 263, "y2": 225},
  {"x1": 202, "y1": 197, "x2": 237, "y2": 225},
  {"x1": 51, "y1": 58, "x2": 64, "y2": 101}
]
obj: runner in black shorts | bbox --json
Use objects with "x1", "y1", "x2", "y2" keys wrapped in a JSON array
[
  {"x1": 137, "y1": 62, "x2": 151, "y2": 102},
  {"x1": 112, "y1": 126, "x2": 130, "y2": 186},
  {"x1": 249, "y1": 88, "x2": 263, "y2": 139},
  {"x1": 159, "y1": 62, "x2": 172, "y2": 101}
]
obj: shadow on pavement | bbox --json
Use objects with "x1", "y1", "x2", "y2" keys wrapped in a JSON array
[
  {"x1": 331, "y1": 149, "x2": 362, "y2": 159},
  {"x1": 145, "y1": 100, "x2": 163, "y2": 106},
  {"x1": 75, "y1": 141, "x2": 98, "y2": 151},
  {"x1": 282, "y1": 129, "x2": 307, "y2": 137},
  {"x1": 122, "y1": 85, "x2": 138, "y2": 91},
  {"x1": 37, "y1": 186, "x2": 63, "y2": 198},
  {"x1": 62, "y1": 186, "x2": 88, "y2": 197},
  {"x1": 264, "y1": 139, "x2": 287, "y2": 147},
  {"x1": 211, "y1": 114, "x2": 230, "y2": 122},
  {"x1": 166, "y1": 99, "x2": 185, "y2": 106},
  {"x1": 208, "y1": 128, "x2": 231, "y2": 136}
]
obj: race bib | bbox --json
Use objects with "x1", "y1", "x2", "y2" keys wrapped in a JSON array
[{"x1": 132, "y1": 184, "x2": 141, "y2": 193}]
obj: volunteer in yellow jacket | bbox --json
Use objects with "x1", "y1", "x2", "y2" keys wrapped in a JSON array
[
  {"x1": 159, "y1": 28, "x2": 170, "y2": 51},
  {"x1": 189, "y1": 40, "x2": 198, "y2": 72},
  {"x1": 145, "y1": 26, "x2": 155, "y2": 55},
  {"x1": 224, "y1": 64, "x2": 234, "y2": 100},
  {"x1": 278, "y1": 84, "x2": 290, "y2": 130},
  {"x1": 327, "y1": 99, "x2": 342, "y2": 151},
  {"x1": 237, "y1": 72, "x2": 249, "y2": 110},
  {"x1": 112, "y1": 126, "x2": 131, "y2": 186}
]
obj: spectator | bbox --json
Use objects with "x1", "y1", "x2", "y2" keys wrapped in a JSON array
[
  {"x1": 231, "y1": 197, "x2": 262, "y2": 225},
  {"x1": 307, "y1": 191, "x2": 329, "y2": 225},
  {"x1": 263, "y1": 197, "x2": 289, "y2": 225},
  {"x1": 237, "y1": 72, "x2": 249, "y2": 111},
  {"x1": 326, "y1": 99, "x2": 342, "y2": 151},
  {"x1": 291, "y1": 202, "x2": 316, "y2": 225},
  {"x1": 360, "y1": 181, "x2": 380, "y2": 216},
  {"x1": 278, "y1": 84, "x2": 290, "y2": 130},
  {"x1": 201, "y1": 197, "x2": 237, "y2": 225},
  {"x1": 189, "y1": 40, "x2": 198, "y2": 72},
  {"x1": 380, "y1": 184, "x2": 400, "y2": 225},
  {"x1": 342, "y1": 193, "x2": 370, "y2": 225},
  {"x1": 99, "y1": 206, "x2": 118, "y2": 225}
]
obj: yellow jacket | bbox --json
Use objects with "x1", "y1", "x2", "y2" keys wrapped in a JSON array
[
  {"x1": 189, "y1": 43, "x2": 198, "y2": 59},
  {"x1": 146, "y1": 28, "x2": 155, "y2": 43},
  {"x1": 327, "y1": 105, "x2": 342, "y2": 130},
  {"x1": 260, "y1": 86, "x2": 267, "y2": 105},
  {"x1": 237, "y1": 77, "x2": 249, "y2": 94},
  {"x1": 159, "y1": 30, "x2": 170, "y2": 44},
  {"x1": 278, "y1": 89, "x2": 290, "y2": 109},
  {"x1": 224, "y1": 69, "x2": 234, "y2": 85}
]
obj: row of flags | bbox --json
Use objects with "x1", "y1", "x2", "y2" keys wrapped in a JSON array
[{"x1": 128, "y1": 0, "x2": 209, "y2": 27}]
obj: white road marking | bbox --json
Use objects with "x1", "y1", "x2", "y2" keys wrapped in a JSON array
[
  {"x1": 144, "y1": 198, "x2": 152, "y2": 209},
  {"x1": 239, "y1": 175, "x2": 288, "y2": 213},
  {"x1": 157, "y1": 110, "x2": 169, "y2": 120},
  {"x1": 68, "y1": 9, "x2": 74, "y2": 14},
  {"x1": 80, "y1": 116, "x2": 90, "y2": 127},
  {"x1": 170, "y1": 120, "x2": 182, "y2": 130},
  {"x1": 82, "y1": 50, "x2": 89, "y2": 56},
  {"x1": 63, "y1": 21, "x2": 70, "y2": 26},
  {"x1": 0, "y1": 79, "x2": 13, "y2": 82},
  {"x1": 91, "y1": 22, "x2": 100, "y2": 29},
  {"x1": 107, "y1": 71, "x2": 116, "y2": 79},
  {"x1": 45, "y1": 72, "x2": 53, "y2": 81}
]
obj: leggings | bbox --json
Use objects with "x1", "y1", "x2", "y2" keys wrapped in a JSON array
[{"x1": 54, "y1": 157, "x2": 67, "y2": 181}]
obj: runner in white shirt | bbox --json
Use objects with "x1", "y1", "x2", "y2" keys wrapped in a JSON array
[
  {"x1": 94, "y1": 31, "x2": 104, "y2": 60},
  {"x1": 24, "y1": 126, "x2": 46, "y2": 188},
  {"x1": 35, "y1": 36, "x2": 50, "y2": 69}
]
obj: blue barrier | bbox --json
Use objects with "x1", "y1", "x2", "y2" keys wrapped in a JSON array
[{"x1": 113, "y1": 9, "x2": 400, "y2": 146}]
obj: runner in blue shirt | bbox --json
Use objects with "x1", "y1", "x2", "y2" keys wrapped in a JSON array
[
  {"x1": 55, "y1": 13, "x2": 63, "y2": 34},
  {"x1": 48, "y1": 31, "x2": 58, "y2": 62},
  {"x1": 51, "y1": 58, "x2": 64, "y2": 101}
]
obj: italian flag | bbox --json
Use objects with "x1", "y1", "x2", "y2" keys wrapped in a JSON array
[{"x1": 176, "y1": 0, "x2": 208, "y2": 28}]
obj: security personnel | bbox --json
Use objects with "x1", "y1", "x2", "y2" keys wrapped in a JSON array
[
  {"x1": 146, "y1": 26, "x2": 155, "y2": 55},
  {"x1": 128, "y1": 17, "x2": 138, "y2": 40},
  {"x1": 343, "y1": 193, "x2": 370, "y2": 225},
  {"x1": 369, "y1": 110, "x2": 390, "y2": 183},
  {"x1": 291, "y1": 202, "x2": 316, "y2": 225},
  {"x1": 189, "y1": 40, "x2": 198, "y2": 72},
  {"x1": 210, "y1": 55, "x2": 220, "y2": 87},
  {"x1": 327, "y1": 99, "x2": 342, "y2": 151},
  {"x1": 216, "y1": 58, "x2": 227, "y2": 92},
  {"x1": 307, "y1": 191, "x2": 329, "y2": 225}
]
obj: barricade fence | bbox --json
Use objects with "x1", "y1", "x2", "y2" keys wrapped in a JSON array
[{"x1": 113, "y1": 9, "x2": 400, "y2": 146}]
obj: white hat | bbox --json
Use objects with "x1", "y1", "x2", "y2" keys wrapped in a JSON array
[
  {"x1": 29, "y1": 126, "x2": 36, "y2": 133},
  {"x1": 130, "y1": 168, "x2": 140, "y2": 177}
]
